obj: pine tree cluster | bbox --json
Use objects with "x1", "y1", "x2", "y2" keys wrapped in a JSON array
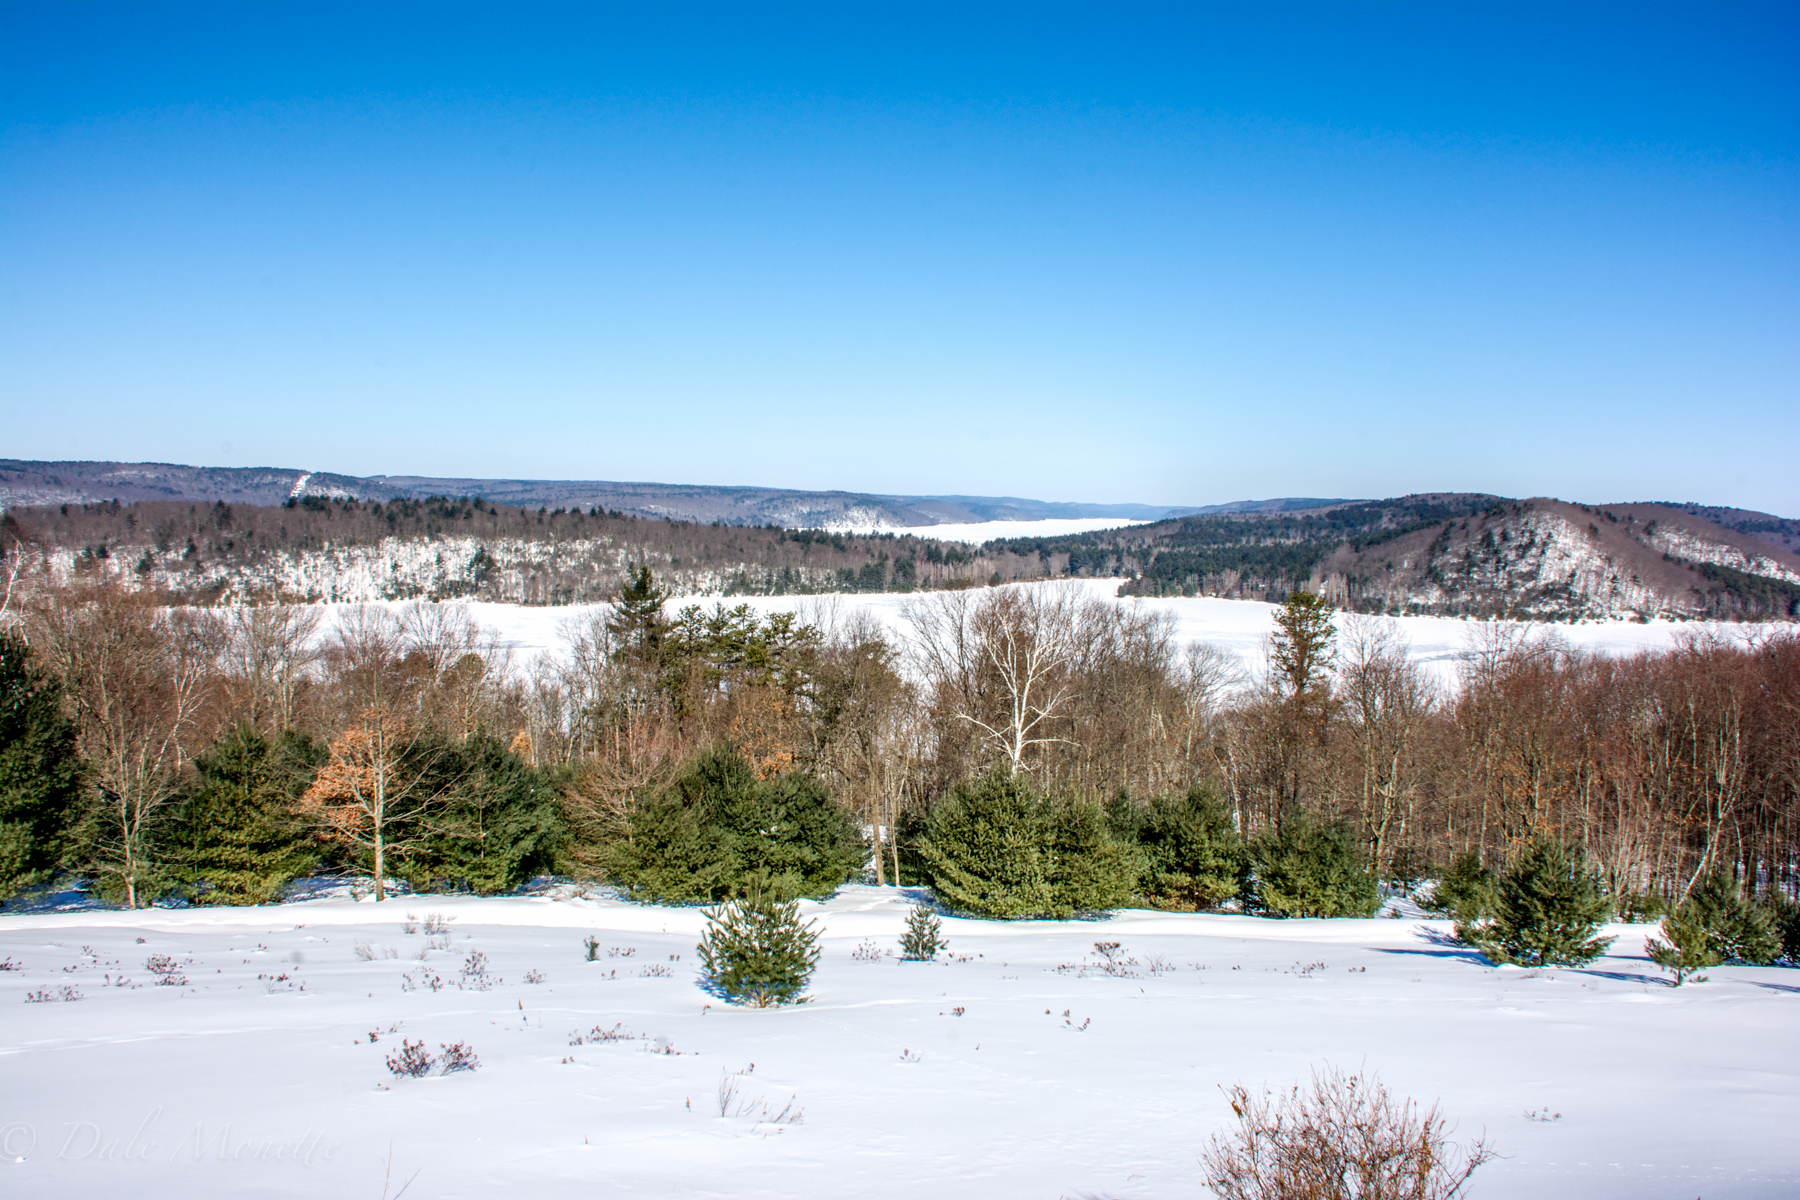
[
  {"x1": 608, "y1": 747, "x2": 864, "y2": 904},
  {"x1": 1647, "y1": 872, "x2": 1782, "y2": 984}
]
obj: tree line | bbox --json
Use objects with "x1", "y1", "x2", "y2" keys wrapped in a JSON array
[
  {"x1": 2, "y1": 574, "x2": 1796, "y2": 925},
  {"x1": 0, "y1": 497, "x2": 1046, "y2": 606}
]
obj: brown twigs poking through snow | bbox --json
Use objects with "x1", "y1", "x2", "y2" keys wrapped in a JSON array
[
  {"x1": 384, "y1": 1039, "x2": 481, "y2": 1078},
  {"x1": 1054, "y1": 941, "x2": 1141, "y2": 978},
  {"x1": 460, "y1": 950, "x2": 497, "y2": 990},
  {"x1": 1202, "y1": 1064, "x2": 1495, "y2": 1200},
  {"x1": 386, "y1": 1039, "x2": 434, "y2": 1077},
  {"x1": 583, "y1": 935, "x2": 601, "y2": 961},
  {"x1": 144, "y1": 953, "x2": 189, "y2": 986},
  {"x1": 421, "y1": 913, "x2": 454, "y2": 936},
  {"x1": 438, "y1": 1042, "x2": 479, "y2": 1073},
  {"x1": 717, "y1": 1069, "x2": 804, "y2": 1127},
  {"x1": 0, "y1": 957, "x2": 20, "y2": 971},
  {"x1": 25, "y1": 986, "x2": 85, "y2": 1003},
  {"x1": 851, "y1": 939, "x2": 884, "y2": 962},
  {"x1": 566, "y1": 1023, "x2": 688, "y2": 1055},
  {"x1": 399, "y1": 968, "x2": 445, "y2": 992},
  {"x1": 355, "y1": 942, "x2": 400, "y2": 961}
]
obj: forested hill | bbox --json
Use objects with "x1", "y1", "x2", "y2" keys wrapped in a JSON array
[
  {"x1": 4, "y1": 491, "x2": 1797, "y2": 620},
  {"x1": 986, "y1": 494, "x2": 1800, "y2": 621},
  {"x1": 0, "y1": 495, "x2": 1044, "y2": 604},
  {"x1": 0, "y1": 459, "x2": 1196, "y2": 529}
]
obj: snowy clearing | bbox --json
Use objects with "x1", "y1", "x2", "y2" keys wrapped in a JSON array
[
  {"x1": 2, "y1": 888, "x2": 1794, "y2": 1198},
  {"x1": 307, "y1": 580, "x2": 1776, "y2": 690},
  {"x1": 837, "y1": 518, "x2": 1153, "y2": 542}
]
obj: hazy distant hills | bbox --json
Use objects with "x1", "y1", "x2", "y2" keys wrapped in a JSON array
[
  {"x1": 0, "y1": 459, "x2": 1253, "y2": 529},
  {"x1": 4, "y1": 460, "x2": 1796, "y2": 619}
]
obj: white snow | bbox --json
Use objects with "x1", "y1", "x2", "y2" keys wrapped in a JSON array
[
  {"x1": 332, "y1": 580, "x2": 1775, "y2": 691},
  {"x1": 838, "y1": 517, "x2": 1153, "y2": 542},
  {"x1": 2, "y1": 888, "x2": 1794, "y2": 1198}
]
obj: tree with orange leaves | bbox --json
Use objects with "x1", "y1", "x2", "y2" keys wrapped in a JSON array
[{"x1": 299, "y1": 707, "x2": 452, "y2": 901}]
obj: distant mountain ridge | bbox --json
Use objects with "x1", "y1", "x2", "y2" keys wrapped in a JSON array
[{"x1": 0, "y1": 458, "x2": 1328, "y2": 529}]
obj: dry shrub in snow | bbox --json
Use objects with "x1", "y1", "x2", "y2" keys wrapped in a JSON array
[{"x1": 1202, "y1": 1065, "x2": 1494, "y2": 1200}]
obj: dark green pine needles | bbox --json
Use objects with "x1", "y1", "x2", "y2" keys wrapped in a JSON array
[
  {"x1": 898, "y1": 903, "x2": 944, "y2": 960},
  {"x1": 0, "y1": 629, "x2": 82, "y2": 900},
  {"x1": 697, "y1": 884, "x2": 821, "y2": 1007},
  {"x1": 1247, "y1": 817, "x2": 1379, "y2": 919},
  {"x1": 1456, "y1": 836, "x2": 1614, "y2": 967}
]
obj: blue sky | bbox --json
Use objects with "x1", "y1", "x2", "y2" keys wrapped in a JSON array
[{"x1": 3, "y1": 3, "x2": 1796, "y2": 513}]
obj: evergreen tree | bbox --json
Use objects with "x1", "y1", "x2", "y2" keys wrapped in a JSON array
[
  {"x1": 606, "y1": 566, "x2": 668, "y2": 667},
  {"x1": 914, "y1": 769, "x2": 1140, "y2": 919},
  {"x1": 916, "y1": 770, "x2": 1057, "y2": 919},
  {"x1": 166, "y1": 726, "x2": 321, "y2": 905},
  {"x1": 399, "y1": 734, "x2": 564, "y2": 895},
  {"x1": 1455, "y1": 836, "x2": 1614, "y2": 966},
  {"x1": 1270, "y1": 590, "x2": 1336, "y2": 702},
  {"x1": 697, "y1": 878, "x2": 820, "y2": 1007},
  {"x1": 0, "y1": 629, "x2": 81, "y2": 900},
  {"x1": 1767, "y1": 893, "x2": 1800, "y2": 965},
  {"x1": 1133, "y1": 789, "x2": 1246, "y2": 911},
  {"x1": 608, "y1": 746, "x2": 862, "y2": 904},
  {"x1": 1679, "y1": 872, "x2": 1780, "y2": 965},
  {"x1": 898, "y1": 903, "x2": 944, "y2": 960},
  {"x1": 1047, "y1": 799, "x2": 1142, "y2": 914},
  {"x1": 1645, "y1": 900, "x2": 1720, "y2": 987},
  {"x1": 1424, "y1": 851, "x2": 1496, "y2": 922},
  {"x1": 1246, "y1": 817, "x2": 1380, "y2": 918},
  {"x1": 608, "y1": 790, "x2": 739, "y2": 904}
]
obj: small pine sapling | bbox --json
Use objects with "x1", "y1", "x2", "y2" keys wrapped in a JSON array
[
  {"x1": 899, "y1": 904, "x2": 945, "y2": 961},
  {"x1": 697, "y1": 883, "x2": 821, "y2": 1007},
  {"x1": 1645, "y1": 902, "x2": 1718, "y2": 986}
]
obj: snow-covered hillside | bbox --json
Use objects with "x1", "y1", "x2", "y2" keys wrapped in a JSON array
[{"x1": 2, "y1": 888, "x2": 1793, "y2": 1199}]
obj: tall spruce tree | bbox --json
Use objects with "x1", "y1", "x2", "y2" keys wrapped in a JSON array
[
  {"x1": 167, "y1": 726, "x2": 321, "y2": 905},
  {"x1": 0, "y1": 629, "x2": 81, "y2": 900},
  {"x1": 1456, "y1": 836, "x2": 1614, "y2": 966}
]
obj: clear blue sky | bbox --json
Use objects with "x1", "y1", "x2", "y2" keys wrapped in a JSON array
[{"x1": 3, "y1": 3, "x2": 1796, "y2": 513}]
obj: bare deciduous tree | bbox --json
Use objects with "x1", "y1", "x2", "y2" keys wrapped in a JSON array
[
  {"x1": 907, "y1": 585, "x2": 1082, "y2": 777},
  {"x1": 28, "y1": 587, "x2": 216, "y2": 906}
]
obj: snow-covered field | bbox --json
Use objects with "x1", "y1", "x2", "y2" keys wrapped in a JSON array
[
  {"x1": 2, "y1": 889, "x2": 1794, "y2": 1198},
  {"x1": 332, "y1": 580, "x2": 1774, "y2": 690},
  {"x1": 853, "y1": 517, "x2": 1153, "y2": 543}
]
